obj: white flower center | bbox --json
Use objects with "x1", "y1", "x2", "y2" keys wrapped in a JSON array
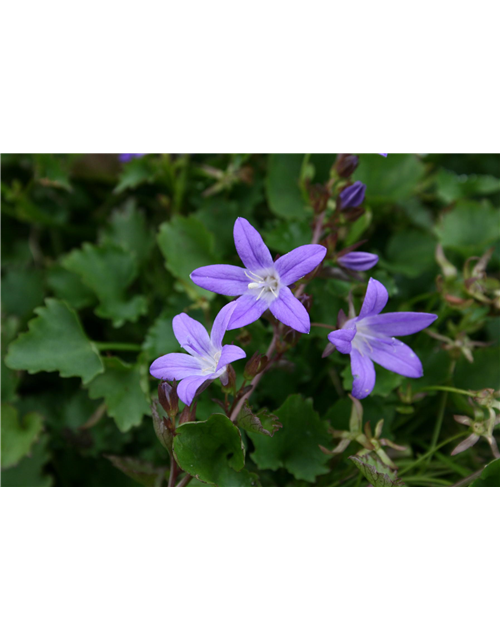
[
  {"x1": 195, "y1": 349, "x2": 222, "y2": 375},
  {"x1": 244, "y1": 268, "x2": 281, "y2": 301}
]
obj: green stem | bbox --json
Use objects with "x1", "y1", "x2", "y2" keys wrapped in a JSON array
[
  {"x1": 94, "y1": 342, "x2": 142, "y2": 352},
  {"x1": 420, "y1": 385, "x2": 475, "y2": 397},
  {"x1": 428, "y1": 391, "x2": 448, "y2": 460},
  {"x1": 399, "y1": 432, "x2": 470, "y2": 477}
]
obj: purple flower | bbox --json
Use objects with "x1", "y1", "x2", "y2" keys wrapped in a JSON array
[
  {"x1": 379, "y1": 154, "x2": 388, "y2": 157},
  {"x1": 190, "y1": 217, "x2": 326, "y2": 333},
  {"x1": 339, "y1": 181, "x2": 366, "y2": 210},
  {"x1": 119, "y1": 153, "x2": 145, "y2": 162},
  {"x1": 327, "y1": 278, "x2": 437, "y2": 399},
  {"x1": 337, "y1": 251, "x2": 379, "y2": 272},
  {"x1": 149, "y1": 301, "x2": 245, "y2": 406}
]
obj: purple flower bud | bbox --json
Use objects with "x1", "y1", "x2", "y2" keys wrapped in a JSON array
[
  {"x1": 244, "y1": 352, "x2": 268, "y2": 380},
  {"x1": 337, "y1": 251, "x2": 379, "y2": 272},
  {"x1": 158, "y1": 382, "x2": 179, "y2": 418},
  {"x1": 119, "y1": 153, "x2": 145, "y2": 162},
  {"x1": 339, "y1": 181, "x2": 366, "y2": 210}
]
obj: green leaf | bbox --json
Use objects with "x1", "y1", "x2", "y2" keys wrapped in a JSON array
[
  {"x1": 46, "y1": 264, "x2": 96, "y2": 309},
  {"x1": 349, "y1": 453, "x2": 405, "y2": 487},
  {"x1": 249, "y1": 394, "x2": 332, "y2": 482},
  {"x1": 62, "y1": 243, "x2": 147, "y2": 327},
  {"x1": 354, "y1": 154, "x2": 426, "y2": 204},
  {"x1": 237, "y1": 402, "x2": 282, "y2": 437},
  {"x1": 5, "y1": 299, "x2": 104, "y2": 383},
  {"x1": 100, "y1": 199, "x2": 153, "y2": 263},
  {"x1": 436, "y1": 168, "x2": 500, "y2": 204},
  {"x1": 344, "y1": 210, "x2": 373, "y2": 246},
  {"x1": 174, "y1": 414, "x2": 258, "y2": 486},
  {"x1": 436, "y1": 200, "x2": 500, "y2": 255},
  {"x1": 105, "y1": 455, "x2": 166, "y2": 487},
  {"x1": 454, "y1": 347, "x2": 500, "y2": 391},
  {"x1": 1, "y1": 268, "x2": 45, "y2": 321},
  {"x1": 1, "y1": 404, "x2": 44, "y2": 469},
  {"x1": 266, "y1": 154, "x2": 307, "y2": 219},
  {"x1": 157, "y1": 215, "x2": 218, "y2": 300},
  {"x1": 86, "y1": 357, "x2": 150, "y2": 432},
  {"x1": 383, "y1": 230, "x2": 437, "y2": 277},
  {"x1": 263, "y1": 218, "x2": 312, "y2": 255},
  {"x1": 1, "y1": 435, "x2": 53, "y2": 486},
  {"x1": 114, "y1": 157, "x2": 153, "y2": 193},
  {"x1": 142, "y1": 311, "x2": 182, "y2": 360},
  {"x1": 192, "y1": 199, "x2": 242, "y2": 257},
  {"x1": 470, "y1": 459, "x2": 500, "y2": 487}
]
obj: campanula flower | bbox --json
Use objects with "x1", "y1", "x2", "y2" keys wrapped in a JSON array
[
  {"x1": 119, "y1": 153, "x2": 145, "y2": 162},
  {"x1": 339, "y1": 181, "x2": 366, "y2": 210},
  {"x1": 190, "y1": 217, "x2": 326, "y2": 333},
  {"x1": 149, "y1": 301, "x2": 245, "y2": 406},
  {"x1": 337, "y1": 251, "x2": 379, "y2": 272},
  {"x1": 327, "y1": 278, "x2": 437, "y2": 399}
]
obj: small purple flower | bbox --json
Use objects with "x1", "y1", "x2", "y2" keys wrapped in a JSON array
[
  {"x1": 190, "y1": 217, "x2": 326, "y2": 333},
  {"x1": 339, "y1": 181, "x2": 366, "y2": 210},
  {"x1": 327, "y1": 278, "x2": 437, "y2": 399},
  {"x1": 337, "y1": 251, "x2": 379, "y2": 272},
  {"x1": 149, "y1": 301, "x2": 245, "y2": 406},
  {"x1": 119, "y1": 153, "x2": 145, "y2": 162},
  {"x1": 379, "y1": 154, "x2": 388, "y2": 157}
]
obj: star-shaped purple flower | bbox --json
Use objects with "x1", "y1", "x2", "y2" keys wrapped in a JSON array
[
  {"x1": 149, "y1": 301, "x2": 245, "y2": 406},
  {"x1": 190, "y1": 217, "x2": 327, "y2": 333},
  {"x1": 327, "y1": 278, "x2": 437, "y2": 399}
]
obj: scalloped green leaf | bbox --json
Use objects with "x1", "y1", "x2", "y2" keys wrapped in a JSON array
[
  {"x1": 354, "y1": 154, "x2": 426, "y2": 204},
  {"x1": 436, "y1": 200, "x2": 500, "y2": 255},
  {"x1": 99, "y1": 199, "x2": 153, "y2": 263},
  {"x1": 174, "y1": 414, "x2": 258, "y2": 486},
  {"x1": 86, "y1": 357, "x2": 150, "y2": 432},
  {"x1": 62, "y1": 243, "x2": 147, "y2": 327},
  {"x1": 4, "y1": 299, "x2": 104, "y2": 383},
  {"x1": 349, "y1": 453, "x2": 405, "y2": 487},
  {"x1": 248, "y1": 394, "x2": 332, "y2": 482},
  {"x1": 1, "y1": 404, "x2": 44, "y2": 469},
  {"x1": 157, "y1": 215, "x2": 218, "y2": 300}
]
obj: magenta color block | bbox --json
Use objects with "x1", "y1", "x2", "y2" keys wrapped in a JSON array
[
  {"x1": 161, "y1": 487, "x2": 168, "y2": 638},
  {"x1": 54, "y1": 487, "x2": 135, "y2": 640}
]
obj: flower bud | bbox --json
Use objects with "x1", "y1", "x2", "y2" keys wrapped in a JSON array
[
  {"x1": 244, "y1": 352, "x2": 268, "y2": 380},
  {"x1": 221, "y1": 364, "x2": 236, "y2": 391},
  {"x1": 337, "y1": 251, "x2": 379, "y2": 272},
  {"x1": 333, "y1": 154, "x2": 359, "y2": 179},
  {"x1": 151, "y1": 401, "x2": 174, "y2": 455},
  {"x1": 158, "y1": 381, "x2": 179, "y2": 418},
  {"x1": 309, "y1": 183, "x2": 330, "y2": 214},
  {"x1": 436, "y1": 244, "x2": 457, "y2": 280},
  {"x1": 339, "y1": 181, "x2": 366, "y2": 210},
  {"x1": 178, "y1": 401, "x2": 197, "y2": 425}
]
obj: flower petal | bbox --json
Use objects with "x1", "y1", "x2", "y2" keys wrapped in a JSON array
[
  {"x1": 339, "y1": 181, "x2": 366, "y2": 210},
  {"x1": 149, "y1": 353, "x2": 202, "y2": 381},
  {"x1": 216, "y1": 344, "x2": 246, "y2": 371},
  {"x1": 350, "y1": 348, "x2": 376, "y2": 399},
  {"x1": 367, "y1": 337, "x2": 424, "y2": 378},
  {"x1": 227, "y1": 293, "x2": 269, "y2": 330},
  {"x1": 328, "y1": 327, "x2": 357, "y2": 354},
  {"x1": 361, "y1": 312, "x2": 438, "y2": 336},
  {"x1": 172, "y1": 313, "x2": 213, "y2": 358},
  {"x1": 337, "y1": 251, "x2": 379, "y2": 272},
  {"x1": 190, "y1": 264, "x2": 249, "y2": 296},
  {"x1": 177, "y1": 374, "x2": 213, "y2": 406},
  {"x1": 270, "y1": 287, "x2": 310, "y2": 333},
  {"x1": 358, "y1": 278, "x2": 389, "y2": 319},
  {"x1": 233, "y1": 217, "x2": 273, "y2": 271},
  {"x1": 275, "y1": 244, "x2": 327, "y2": 286},
  {"x1": 210, "y1": 301, "x2": 238, "y2": 349}
]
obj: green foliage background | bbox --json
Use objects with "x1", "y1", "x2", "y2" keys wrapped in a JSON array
[{"x1": 1, "y1": 153, "x2": 499, "y2": 487}]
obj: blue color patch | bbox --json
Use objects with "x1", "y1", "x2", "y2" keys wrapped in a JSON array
[
  {"x1": 293, "y1": 487, "x2": 330, "y2": 496},
  {"x1": 347, "y1": 487, "x2": 361, "y2": 496}
]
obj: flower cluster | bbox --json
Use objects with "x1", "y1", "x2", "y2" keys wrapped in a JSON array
[{"x1": 150, "y1": 155, "x2": 437, "y2": 408}]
